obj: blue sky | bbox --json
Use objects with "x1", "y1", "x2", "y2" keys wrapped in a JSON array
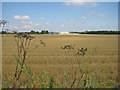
[{"x1": 2, "y1": 2, "x2": 118, "y2": 32}]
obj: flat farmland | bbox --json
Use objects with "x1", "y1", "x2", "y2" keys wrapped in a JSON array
[{"x1": 2, "y1": 34, "x2": 119, "y2": 88}]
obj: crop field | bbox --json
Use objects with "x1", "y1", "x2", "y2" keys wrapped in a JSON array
[{"x1": 2, "y1": 34, "x2": 119, "y2": 88}]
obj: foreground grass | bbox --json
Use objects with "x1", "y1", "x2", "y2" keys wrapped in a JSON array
[{"x1": 2, "y1": 58, "x2": 119, "y2": 88}]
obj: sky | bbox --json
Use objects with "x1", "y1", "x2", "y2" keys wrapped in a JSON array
[{"x1": 2, "y1": 1, "x2": 118, "y2": 32}]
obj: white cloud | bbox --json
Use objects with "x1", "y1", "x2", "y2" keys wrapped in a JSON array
[
  {"x1": 21, "y1": 21, "x2": 32, "y2": 24},
  {"x1": 40, "y1": 17, "x2": 44, "y2": 20},
  {"x1": 70, "y1": 19, "x2": 75, "y2": 22},
  {"x1": 4, "y1": 24, "x2": 19, "y2": 31},
  {"x1": 98, "y1": 13, "x2": 107, "y2": 18},
  {"x1": 23, "y1": 25, "x2": 31, "y2": 29},
  {"x1": 14, "y1": 15, "x2": 21, "y2": 20},
  {"x1": 64, "y1": 0, "x2": 98, "y2": 7},
  {"x1": 34, "y1": 23, "x2": 40, "y2": 26},
  {"x1": 13, "y1": 26, "x2": 18, "y2": 29},
  {"x1": 22, "y1": 16, "x2": 30, "y2": 20},
  {"x1": 61, "y1": 25, "x2": 65, "y2": 27},
  {"x1": 81, "y1": 16, "x2": 88, "y2": 20},
  {"x1": 14, "y1": 15, "x2": 30, "y2": 20}
]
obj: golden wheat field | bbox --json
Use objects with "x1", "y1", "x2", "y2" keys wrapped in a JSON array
[{"x1": 2, "y1": 34, "x2": 119, "y2": 88}]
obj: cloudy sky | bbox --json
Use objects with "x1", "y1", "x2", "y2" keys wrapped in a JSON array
[{"x1": 2, "y1": 1, "x2": 118, "y2": 32}]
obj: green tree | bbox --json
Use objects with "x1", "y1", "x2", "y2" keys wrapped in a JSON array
[
  {"x1": 41, "y1": 30, "x2": 49, "y2": 34},
  {"x1": 30, "y1": 30, "x2": 36, "y2": 34}
]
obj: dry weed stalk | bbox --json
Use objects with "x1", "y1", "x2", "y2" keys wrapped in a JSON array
[
  {"x1": 61, "y1": 44, "x2": 75, "y2": 50},
  {"x1": 71, "y1": 48, "x2": 88, "y2": 88},
  {"x1": 14, "y1": 33, "x2": 35, "y2": 81},
  {"x1": 0, "y1": 20, "x2": 7, "y2": 37},
  {"x1": 0, "y1": 20, "x2": 7, "y2": 31},
  {"x1": 76, "y1": 48, "x2": 87, "y2": 56}
]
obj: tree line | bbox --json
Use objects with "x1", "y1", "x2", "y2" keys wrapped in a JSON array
[
  {"x1": 71, "y1": 31, "x2": 120, "y2": 34},
  {"x1": 28, "y1": 30, "x2": 49, "y2": 34},
  {"x1": 0, "y1": 30, "x2": 49, "y2": 34}
]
